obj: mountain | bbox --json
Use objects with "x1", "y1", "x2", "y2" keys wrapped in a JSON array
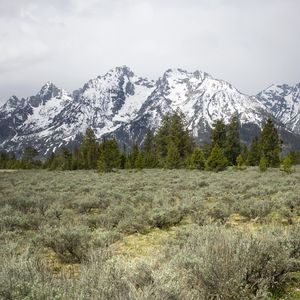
[
  {"x1": 0, "y1": 66, "x2": 155, "y2": 156},
  {"x1": 0, "y1": 66, "x2": 300, "y2": 156},
  {"x1": 110, "y1": 68, "x2": 269, "y2": 146},
  {"x1": 257, "y1": 83, "x2": 300, "y2": 135}
]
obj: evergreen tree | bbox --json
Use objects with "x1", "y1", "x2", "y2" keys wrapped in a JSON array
[
  {"x1": 247, "y1": 136, "x2": 261, "y2": 166},
  {"x1": 44, "y1": 152, "x2": 55, "y2": 169},
  {"x1": 236, "y1": 154, "x2": 246, "y2": 170},
  {"x1": 80, "y1": 128, "x2": 99, "y2": 169},
  {"x1": 202, "y1": 143, "x2": 213, "y2": 159},
  {"x1": 189, "y1": 148, "x2": 206, "y2": 170},
  {"x1": 281, "y1": 155, "x2": 292, "y2": 174},
  {"x1": 211, "y1": 119, "x2": 227, "y2": 149},
  {"x1": 225, "y1": 115, "x2": 241, "y2": 165},
  {"x1": 97, "y1": 139, "x2": 120, "y2": 172},
  {"x1": 289, "y1": 151, "x2": 300, "y2": 165},
  {"x1": 118, "y1": 144, "x2": 127, "y2": 169},
  {"x1": 60, "y1": 147, "x2": 72, "y2": 170},
  {"x1": 155, "y1": 110, "x2": 194, "y2": 167},
  {"x1": 259, "y1": 156, "x2": 267, "y2": 172},
  {"x1": 71, "y1": 148, "x2": 81, "y2": 170},
  {"x1": 169, "y1": 109, "x2": 194, "y2": 159},
  {"x1": 206, "y1": 144, "x2": 228, "y2": 172},
  {"x1": 155, "y1": 114, "x2": 172, "y2": 163},
  {"x1": 142, "y1": 129, "x2": 158, "y2": 168},
  {"x1": 165, "y1": 143, "x2": 180, "y2": 169},
  {"x1": 240, "y1": 144, "x2": 249, "y2": 163},
  {"x1": 22, "y1": 146, "x2": 39, "y2": 168},
  {"x1": 259, "y1": 118, "x2": 282, "y2": 167},
  {"x1": 0, "y1": 152, "x2": 19, "y2": 169},
  {"x1": 135, "y1": 153, "x2": 144, "y2": 170},
  {"x1": 127, "y1": 143, "x2": 140, "y2": 169}
]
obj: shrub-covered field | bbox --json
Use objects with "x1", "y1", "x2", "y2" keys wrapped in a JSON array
[{"x1": 0, "y1": 168, "x2": 300, "y2": 299}]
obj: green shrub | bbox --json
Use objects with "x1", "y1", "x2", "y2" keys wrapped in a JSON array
[
  {"x1": 206, "y1": 144, "x2": 228, "y2": 172},
  {"x1": 281, "y1": 156, "x2": 293, "y2": 174},
  {"x1": 168, "y1": 225, "x2": 290, "y2": 299},
  {"x1": 0, "y1": 205, "x2": 41, "y2": 231},
  {"x1": 259, "y1": 156, "x2": 268, "y2": 172},
  {"x1": 235, "y1": 198, "x2": 273, "y2": 221},
  {"x1": 73, "y1": 196, "x2": 100, "y2": 213},
  {"x1": 0, "y1": 253, "x2": 63, "y2": 300},
  {"x1": 41, "y1": 225, "x2": 91, "y2": 263},
  {"x1": 150, "y1": 207, "x2": 184, "y2": 229}
]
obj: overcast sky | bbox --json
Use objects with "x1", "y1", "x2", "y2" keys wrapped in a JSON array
[{"x1": 0, "y1": 0, "x2": 299, "y2": 104}]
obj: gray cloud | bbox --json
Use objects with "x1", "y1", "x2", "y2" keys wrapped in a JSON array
[{"x1": 0, "y1": 0, "x2": 299, "y2": 103}]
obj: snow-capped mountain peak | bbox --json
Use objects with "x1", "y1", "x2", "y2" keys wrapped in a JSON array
[
  {"x1": 0, "y1": 66, "x2": 299, "y2": 156},
  {"x1": 257, "y1": 83, "x2": 300, "y2": 134},
  {"x1": 1, "y1": 95, "x2": 25, "y2": 113}
]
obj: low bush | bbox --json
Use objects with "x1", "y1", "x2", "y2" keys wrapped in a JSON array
[
  {"x1": 40, "y1": 225, "x2": 91, "y2": 263},
  {"x1": 150, "y1": 207, "x2": 185, "y2": 229},
  {"x1": 167, "y1": 225, "x2": 291, "y2": 299},
  {"x1": 0, "y1": 252, "x2": 64, "y2": 300},
  {"x1": 235, "y1": 198, "x2": 273, "y2": 221}
]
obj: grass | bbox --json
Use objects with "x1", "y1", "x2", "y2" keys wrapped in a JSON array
[{"x1": 0, "y1": 167, "x2": 300, "y2": 299}]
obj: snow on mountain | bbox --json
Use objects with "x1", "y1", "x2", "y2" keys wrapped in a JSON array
[
  {"x1": 0, "y1": 66, "x2": 156, "y2": 155},
  {"x1": 49, "y1": 66, "x2": 155, "y2": 142},
  {"x1": 257, "y1": 83, "x2": 300, "y2": 134},
  {"x1": 0, "y1": 66, "x2": 299, "y2": 156},
  {"x1": 0, "y1": 95, "x2": 25, "y2": 114},
  {"x1": 120, "y1": 68, "x2": 268, "y2": 144},
  {"x1": 21, "y1": 82, "x2": 73, "y2": 133}
]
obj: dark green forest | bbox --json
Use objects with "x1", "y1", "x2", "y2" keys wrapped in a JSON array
[{"x1": 1, "y1": 111, "x2": 299, "y2": 172}]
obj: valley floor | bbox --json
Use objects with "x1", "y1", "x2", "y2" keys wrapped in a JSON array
[{"x1": 0, "y1": 167, "x2": 300, "y2": 299}]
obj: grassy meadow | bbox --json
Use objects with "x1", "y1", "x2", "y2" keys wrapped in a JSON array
[{"x1": 1, "y1": 167, "x2": 300, "y2": 299}]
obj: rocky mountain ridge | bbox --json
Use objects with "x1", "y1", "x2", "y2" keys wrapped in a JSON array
[{"x1": 0, "y1": 66, "x2": 299, "y2": 156}]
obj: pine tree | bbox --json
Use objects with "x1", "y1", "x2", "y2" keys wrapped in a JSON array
[
  {"x1": 289, "y1": 151, "x2": 300, "y2": 165},
  {"x1": 211, "y1": 119, "x2": 227, "y2": 149},
  {"x1": 247, "y1": 136, "x2": 261, "y2": 166},
  {"x1": 127, "y1": 143, "x2": 140, "y2": 169},
  {"x1": 142, "y1": 129, "x2": 158, "y2": 168},
  {"x1": 165, "y1": 143, "x2": 180, "y2": 169},
  {"x1": 259, "y1": 156, "x2": 267, "y2": 172},
  {"x1": 97, "y1": 139, "x2": 120, "y2": 172},
  {"x1": 135, "y1": 153, "x2": 144, "y2": 170},
  {"x1": 0, "y1": 152, "x2": 19, "y2": 169},
  {"x1": 189, "y1": 148, "x2": 206, "y2": 170},
  {"x1": 44, "y1": 152, "x2": 55, "y2": 169},
  {"x1": 80, "y1": 128, "x2": 99, "y2": 169},
  {"x1": 225, "y1": 115, "x2": 241, "y2": 165},
  {"x1": 240, "y1": 144, "x2": 249, "y2": 163},
  {"x1": 281, "y1": 156, "x2": 292, "y2": 174},
  {"x1": 236, "y1": 154, "x2": 246, "y2": 170},
  {"x1": 155, "y1": 114, "x2": 172, "y2": 163},
  {"x1": 155, "y1": 110, "x2": 194, "y2": 167},
  {"x1": 60, "y1": 147, "x2": 72, "y2": 170},
  {"x1": 169, "y1": 109, "x2": 194, "y2": 159},
  {"x1": 259, "y1": 118, "x2": 282, "y2": 167},
  {"x1": 119, "y1": 144, "x2": 127, "y2": 169},
  {"x1": 206, "y1": 144, "x2": 228, "y2": 172},
  {"x1": 22, "y1": 146, "x2": 39, "y2": 168}
]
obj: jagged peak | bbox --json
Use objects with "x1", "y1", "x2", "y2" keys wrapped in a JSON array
[
  {"x1": 38, "y1": 81, "x2": 60, "y2": 97},
  {"x1": 102, "y1": 65, "x2": 134, "y2": 78},
  {"x1": 4, "y1": 95, "x2": 20, "y2": 106},
  {"x1": 8, "y1": 95, "x2": 19, "y2": 102},
  {"x1": 162, "y1": 68, "x2": 211, "y2": 82},
  {"x1": 1, "y1": 95, "x2": 25, "y2": 112}
]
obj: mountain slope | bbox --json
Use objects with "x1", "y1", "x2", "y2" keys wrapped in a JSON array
[
  {"x1": 257, "y1": 83, "x2": 300, "y2": 135},
  {"x1": 0, "y1": 66, "x2": 155, "y2": 155},
  {"x1": 0, "y1": 66, "x2": 300, "y2": 156},
  {"x1": 109, "y1": 68, "x2": 270, "y2": 145}
]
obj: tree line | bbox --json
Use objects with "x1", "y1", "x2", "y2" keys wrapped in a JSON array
[{"x1": 0, "y1": 110, "x2": 299, "y2": 172}]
